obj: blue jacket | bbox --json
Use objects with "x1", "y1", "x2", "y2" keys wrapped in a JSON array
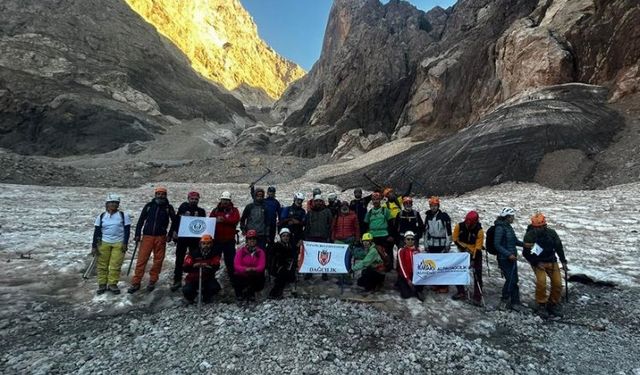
[{"x1": 493, "y1": 219, "x2": 523, "y2": 259}]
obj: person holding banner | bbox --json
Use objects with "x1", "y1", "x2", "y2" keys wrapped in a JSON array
[
  {"x1": 182, "y1": 234, "x2": 221, "y2": 304},
  {"x1": 522, "y1": 213, "x2": 568, "y2": 318},
  {"x1": 268, "y1": 228, "x2": 297, "y2": 299},
  {"x1": 171, "y1": 191, "x2": 206, "y2": 292},
  {"x1": 353, "y1": 233, "x2": 386, "y2": 292},
  {"x1": 365, "y1": 193, "x2": 394, "y2": 271},
  {"x1": 234, "y1": 230, "x2": 267, "y2": 302},
  {"x1": 209, "y1": 191, "x2": 241, "y2": 287},
  {"x1": 128, "y1": 187, "x2": 177, "y2": 294},
  {"x1": 424, "y1": 196, "x2": 452, "y2": 293},
  {"x1": 452, "y1": 211, "x2": 484, "y2": 305},
  {"x1": 92, "y1": 193, "x2": 131, "y2": 295},
  {"x1": 493, "y1": 207, "x2": 525, "y2": 311},
  {"x1": 397, "y1": 231, "x2": 424, "y2": 300}
]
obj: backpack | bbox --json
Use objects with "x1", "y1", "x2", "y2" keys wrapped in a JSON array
[{"x1": 485, "y1": 225, "x2": 497, "y2": 255}]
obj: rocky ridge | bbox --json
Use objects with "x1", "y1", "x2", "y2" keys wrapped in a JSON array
[{"x1": 124, "y1": 0, "x2": 306, "y2": 104}]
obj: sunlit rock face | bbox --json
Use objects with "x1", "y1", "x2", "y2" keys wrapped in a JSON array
[{"x1": 125, "y1": 0, "x2": 306, "y2": 101}]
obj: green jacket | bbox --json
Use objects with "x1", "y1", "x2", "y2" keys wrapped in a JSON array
[
  {"x1": 364, "y1": 207, "x2": 391, "y2": 237},
  {"x1": 353, "y1": 245, "x2": 382, "y2": 271}
]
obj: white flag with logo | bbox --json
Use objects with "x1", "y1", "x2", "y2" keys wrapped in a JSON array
[
  {"x1": 412, "y1": 253, "x2": 471, "y2": 285},
  {"x1": 298, "y1": 241, "x2": 349, "y2": 274},
  {"x1": 178, "y1": 217, "x2": 216, "y2": 238}
]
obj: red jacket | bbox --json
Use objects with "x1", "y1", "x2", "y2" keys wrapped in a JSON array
[
  {"x1": 332, "y1": 211, "x2": 360, "y2": 241},
  {"x1": 397, "y1": 246, "x2": 418, "y2": 282},
  {"x1": 182, "y1": 251, "x2": 221, "y2": 284},
  {"x1": 209, "y1": 204, "x2": 240, "y2": 242}
]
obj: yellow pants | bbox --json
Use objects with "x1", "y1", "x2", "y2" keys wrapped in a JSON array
[
  {"x1": 533, "y1": 262, "x2": 563, "y2": 305},
  {"x1": 96, "y1": 242, "x2": 125, "y2": 285}
]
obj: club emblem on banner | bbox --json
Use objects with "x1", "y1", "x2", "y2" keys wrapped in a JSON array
[
  {"x1": 318, "y1": 250, "x2": 331, "y2": 266},
  {"x1": 418, "y1": 259, "x2": 437, "y2": 271},
  {"x1": 189, "y1": 219, "x2": 207, "y2": 235}
]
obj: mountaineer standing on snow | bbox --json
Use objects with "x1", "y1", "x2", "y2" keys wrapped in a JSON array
[
  {"x1": 128, "y1": 186, "x2": 176, "y2": 294},
  {"x1": 494, "y1": 207, "x2": 525, "y2": 311},
  {"x1": 240, "y1": 187, "x2": 270, "y2": 251},
  {"x1": 424, "y1": 196, "x2": 452, "y2": 293},
  {"x1": 523, "y1": 213, "x2": 568, "y2": 318},
  {"x1": 452, "y1": 211, "x2": 484, "y2": 305},
  {"x1": 209, "y1": 191, "x2": 241, "y2": 287},
  {"x1": 92, "y1": 193, "x2": 131, "y2": 295},
  {"x1": 251, "y1": 185, "x2": 281, "y2": 245},
  {"x1": 171, "y1": 191, "x2": 206, "y2": 292}
]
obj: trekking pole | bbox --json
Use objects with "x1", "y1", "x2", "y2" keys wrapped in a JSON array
[
  {"x1": 563, "y1": 264, "x2": 569, "y2": 303},
  {"x1": 126, "y1": 240, "x2": 139, "y2": 276},
  {"x1": 198, "y1": 265, "x2": 203, "y2": 310},
  {"x1": 484, "y1": 247, "x2": 490, "y2": 277},
  {"x1": 83, "y1": 256, "x2": 97, "y2": 280}
]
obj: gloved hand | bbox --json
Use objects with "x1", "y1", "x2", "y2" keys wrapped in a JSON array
[{"x1": 508, "y1": 254, "x2": 517, "y2": 262}]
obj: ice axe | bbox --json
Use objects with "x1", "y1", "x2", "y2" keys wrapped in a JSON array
[
  {"x1": 251, "y1": 167, "x2": 272, "y2": 187},
  {"x1": 126, "y1": 240, "x2": 140, "y2": 276},
  {"x1": 83, "y1": 255, "x2": 97, "y2": 280},
  {"x1": 563, "y1": 263, "x2": 569, "y2": 303}
]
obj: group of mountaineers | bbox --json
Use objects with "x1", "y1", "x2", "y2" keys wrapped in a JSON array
[{"x1": 91, "y1": 182, "x2": 569, "y2": 318}]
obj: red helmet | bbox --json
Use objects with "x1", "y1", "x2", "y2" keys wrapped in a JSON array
[
  {"x1": 464, "y1": 211, "x2": 479, "y2": 226},
  {"x1": 428, "y1": 196, "x2": 440, "y2": 206},
  {"x1": 187, "y1": 191, "x2": 200, "y2": 199},
  {"x1": 200, "y1": 234, "x2": 213, "y2": 243},
  {"x1": 246, "y1": 230, "x2": 258, "y2": 239}
]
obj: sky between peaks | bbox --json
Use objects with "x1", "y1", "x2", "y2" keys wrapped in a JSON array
[{"x1": 240, "y1": 0, "x2": 458, "y2": 70}]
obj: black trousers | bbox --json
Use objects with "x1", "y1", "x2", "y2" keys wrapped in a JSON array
[
  {"x1": 213, "y1": 240, "x2": 237, "y2": 284},
  {"x1": 357, "y1": 267, "x2": 385, "y2": 291},
  {"x1": 456, "y1": 251, "x2": 483, "y2": 302},
  {"x1": 397, "y1": 276, "x2": 424, "y2": 299},
  {"x1": 269, "y1": 267, "x2": 296, "y2": 297},
  {"x1": 234, "y1": 272, "x2": 266, "y2": 297},
  {"x1": 182, "y1": 278, "x2": 221, "y2": 302},
  {"x1": 174, "y1": 238, "x2": 199, "y2": 283}
]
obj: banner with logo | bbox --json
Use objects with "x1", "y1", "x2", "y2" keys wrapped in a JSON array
[
  {"x1": 298, "y1": 241, "x2": 349, "y2": 274},
  {"x1": 178, "y1": 217, "x2": 216, "y2": 238},
  {"x1": 412, "y1": 253, "x2": 471, "y2": 285}
]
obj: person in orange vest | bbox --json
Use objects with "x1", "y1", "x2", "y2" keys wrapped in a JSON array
[{"x1": 452, "y1": 211, "x2": 485, "y2": 306}]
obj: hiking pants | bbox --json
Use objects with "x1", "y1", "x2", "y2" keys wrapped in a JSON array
[
  {"x1": 357, "y1": 267, "x2": 385, "y2": 291},
  {"x1": 182, "y1": 278, "x2": 221, "y2": 303},
  {"x1": 373, "y1": 236, "x2": 394, "y2": 271},
  {"x1": 456, "y1": 251, "x2": 483, "y2": 302},
  {"x1": 174, "y1": 238, "x2": 199, "y2": 283},
  {"x1": 533, "y1": 262, "x2": 562, "y2": 305},
  {"x1": 397, "y1": 276, "x2": 423, "y2": 299},
  {"x1": 131, "y1": 235, "x2": 166, "y2": 286},
  {"x1": 213, "y1": 240, "x2": 237, "y2": 285},
  {"x1": 498, "y1": 257, "x2": 520, "y2": 304},
  {"x1": 235, "y1": 272, "x2": 266, "y2": 297},
  {"x1": 96, "y1": 242, "x2": 125, "y2": 285}
]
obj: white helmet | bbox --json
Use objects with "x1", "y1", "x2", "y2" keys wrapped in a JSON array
[
  {"x1": 404, "y1": 231, "x2": 415, "y2": 238},
  {"x1": 294, "y1": 192, "x2": 305, "y2": 200},
  {"x1": 105, "y1": 193, "x2": 120, "y2": 203},
  {"x1": 500, "y1": 207, "x2": 516, "y2": 217},
  {"x1": 328, "y1": 192, "x2": 338, "y2": 201},
  {"x1": 220, "y1": 191, "x2": 232, "y2": 200},
  {"x1": 279, "y1": 228, "x2": 291, "y2": 235},
  {"x1": 313, "y1": 194, "x2": 324, "y2": 201}
]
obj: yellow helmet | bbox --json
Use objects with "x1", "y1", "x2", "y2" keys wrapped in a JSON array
[{"x1": 362, "y1": 233, "x2": 373, "y2": 241}]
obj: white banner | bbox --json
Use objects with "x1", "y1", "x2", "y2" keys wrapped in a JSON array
[
  {"x1": 412, "y1": 253, "x2": 471, "y2": 285},
  {"x1": 178, "y1": 216, "x2": 216, "y2": 238},
  {"x1": 298, "y1": 241, "x2": 349, "y2": 274}
]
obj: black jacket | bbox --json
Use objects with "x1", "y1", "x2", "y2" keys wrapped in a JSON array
[{"x1": 135, "y1": 199, "x2": 177, "y2": 237}]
